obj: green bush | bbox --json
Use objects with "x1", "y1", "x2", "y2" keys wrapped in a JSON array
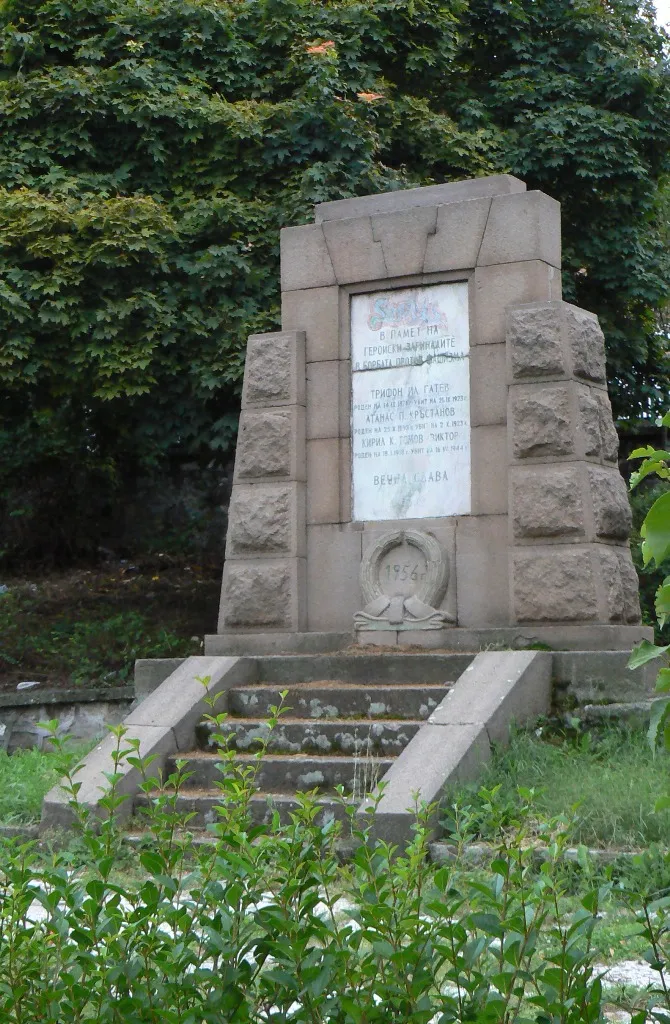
[
  {"x1": 630, "y1": 480, "x2": 670, "y2": 644},
  {"x1": 442, "y1": 726, "x2": 670, "y2": 849},
  {"x1": 0, "y1": 715, "x2": 609, "y2": 1023}
]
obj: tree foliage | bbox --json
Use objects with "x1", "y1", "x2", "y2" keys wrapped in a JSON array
[{"x1": 0, "y1": 0, "x2": 668, "y2": 562}]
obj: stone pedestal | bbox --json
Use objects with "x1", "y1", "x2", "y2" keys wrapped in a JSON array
[{"x1": 211, "y1": 175, "x2": 647, "y2": 652}]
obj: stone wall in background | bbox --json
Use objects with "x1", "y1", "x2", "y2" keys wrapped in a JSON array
[{"x1": 0, "y1": 687, "x2": 134, "y2": 752}]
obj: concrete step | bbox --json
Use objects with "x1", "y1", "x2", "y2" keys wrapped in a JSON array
[
  {"x1": 196, "y1": 717, "x2": 422, "y2": 756},
  {"x1": 166, "y1": 751, "x2": 393, "y2": 794},
  {"x1": 133, "y1": 790, "x2": 351, "y2": 829},
  {"x1": 225, "y1": 682, "x2": 450, "y2": 720},
  {"x1": 254, "y1": 653, "x2": 473, "y2": 686}
]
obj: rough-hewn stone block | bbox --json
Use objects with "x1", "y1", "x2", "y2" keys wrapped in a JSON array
[
  {"x1": 507, "y1": 303, "x2": 565, "y2": 378},
  {"x1": 579, "y1": 388, "x2": 603, "y2": 458},
  {"x1": 617, "y1": 547, "x2": 642, "y2": 623},
  {"x1": 236, "y1": 409, "x2": 292, "y2": 479},
  {"x1": 242, "y1": 331, "x2": 305, "y2": 407},
  {"x1": 588, "y1": 466, "x2": 632, "y2": 539},
  {"x1": 598, "y1": 545, "x2": 626, "y2": 622},
  {"x1": 578, "y1": 388, "x2": 619, "y2": 463},
  {"x1": 594, "y1": 546, "x2": 641, "y2": 624},
  {"x1": 510, "y1": 384, "x2": 573, "y2": 459},
  {"x1": 220, "y1": 562, "x2": 294, "y2": 629},
  {"x1": 228, "y1": 484, "x2": 301, "y2": 556},
  {"x1": 597, "y1": 392, "x2": 620, "y2": 463},
  {"x1": 513, "y1": 549, "x2": 598, "y2": 621},
  {"x1": 566, "y1": 306, "x2": 606, "y2": 383},
  {"x1": 511, "y1": 466, "x2": 584, "y2": 538}
]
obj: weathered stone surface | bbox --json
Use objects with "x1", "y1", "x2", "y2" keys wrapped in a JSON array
[
  {"x1": 510, "y1": 385, "x2": 573, "y2": 459},
  {"x1": 221, "y1": 563, "x2": 292, "y2": 629},
  {"x1": 243, "y1": 332, "x2": 303, "y2": 406},
  {"x1": 474, "y1": 261, "x2": 561, "y2": 347},
  {"x1": 598, "y1": 546, "x2": 626, "y2": 622},
  {"x1": 322, "y1": 216, "x2": 387, "y2": 284},
  {"x1": 371, "y1": 206, "x2": 437, "y2": 277},
  {"x1": 579, "y1": 389, "x2": 603, "y2": 458},
  {"x1": 236, "y1": 409, "x2": 291, "y2": 479},
  {"x1": 507, "y1": 304, "x2": 565, "y2": 378},
  {"x1": 423, "y1": 197, "x2": 491, "y2": 272},
  {"x1": 478, "y1": 191, "x2": 561, "y2": 268},
  {"x1": 566, "y1": 306, "x2": 606, "y2": 383},
  {"x1": 513, "y1": 549, "x2": 598, "y2": 621},
  {"x1": 470, "y1": 344, "x2": 507, "y2": 426},
  {"x1": 597, "y1": 391, "x2": 620, "y2": 463},
  {"x1": 281, "y1": 286, "x2": 340, "y2": 363},
  {"x1": 228, "y1": 484, "x2": 293, "y2": 555},
  {"x1": 280, "y1": 224, "x2": 336, "y2": 291},
  {"x1": 314, "y1": 174, "x2": 526, "y2": 222},
  {"x1": 595, "y1": 546, "x2": 642, "y2": 624},
  {"x1": 456, "y1": 516, "x2": 510, "y2": 626},
  {"x1": 588, "y1": 466, "x2": 632, "y2": 539},
  {"x1": 511, "y1": 466, "x2": 584, "y2": 538},
  {"x1": 578, "y1": 388, "x2": 619, "y2": 463},
  {"x1": 617, "y1": 547, "x2": 642, "y2": 623}
]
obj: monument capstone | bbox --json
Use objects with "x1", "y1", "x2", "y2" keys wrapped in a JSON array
[{"x1": 207, "y1": 174, "x2": 648, "y2": 653}]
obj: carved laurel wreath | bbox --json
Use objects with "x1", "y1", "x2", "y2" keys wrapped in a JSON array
[{"x1": 359, "y1": 529, "x2": 449, "y2": 609}]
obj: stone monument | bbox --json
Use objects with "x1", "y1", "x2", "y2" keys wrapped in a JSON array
[{"x1": 206, "y1": 174, "x2": 647, "y2": 654}]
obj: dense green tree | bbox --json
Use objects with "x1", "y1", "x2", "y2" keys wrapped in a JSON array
[
  {"x1": 456, "y1": 0, "x2": 670, "y2": 422},
  {"x1": 0, "y1": 0, "x2": 667, "y2": 562}
]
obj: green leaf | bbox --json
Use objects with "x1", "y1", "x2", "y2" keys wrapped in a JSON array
[
  {"x1": 656, "y1": 578, "x2": 670, "y2": 628},
  {"x1": 648, "y1": 698, "x2": 670, "y2": 752},
  {"x1": 641, "y1": 492, "x2": 670, "y2": 568},
  {"x1": 628, "y1": 639, "x2": 670, "y2": 670}
]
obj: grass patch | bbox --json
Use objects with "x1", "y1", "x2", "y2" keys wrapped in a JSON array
[
  {"x1": 0, "y1": 744, "x2": 92, "y2": 824},
  {"x1": 444, "y1": 725, "x2": 670, "y2": 848}
]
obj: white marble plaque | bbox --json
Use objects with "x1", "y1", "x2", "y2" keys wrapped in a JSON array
[{"x1": 351, "y1": 282, "x2": 470, "y2": 521}]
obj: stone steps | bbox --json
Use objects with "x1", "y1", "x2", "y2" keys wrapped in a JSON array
[
  {"x1": 134, "y1": 790, "x2": 351, "y2": 829},
  {"x1": 225, "y1": 681, "x2": 450, "y2": 720},
  {"x1": 131, "y1": 675, "x2": 451, "y2": 832},
  {"x1": 165, "y1": 750, "x2": 394, "y2": 794},
  {"x1": 196, "y1": 717, "x2": 422, "y2": 756}
]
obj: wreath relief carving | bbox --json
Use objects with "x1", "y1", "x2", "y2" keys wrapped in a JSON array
[{"x1": 354, "y1": 530, "x2": 455, "y2": 631}]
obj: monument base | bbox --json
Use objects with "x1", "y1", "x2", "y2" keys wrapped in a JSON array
[{"x1": 204, "y1": 623, "x2": 652, "y2": 656}]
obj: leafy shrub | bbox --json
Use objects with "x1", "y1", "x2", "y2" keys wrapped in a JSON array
[
  {"x1": 630, "y1": 480, "x2": 670, "y2": 644},
  {"x1": 441, "y1": 727, "x2": 670, "y2": 849},
  {"x1": 0, "y1": 713, "x2": 609, "y2": 1023}
]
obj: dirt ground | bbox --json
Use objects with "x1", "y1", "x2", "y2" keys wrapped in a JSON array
[{"x1": 0, "y1": 555, "x2": 222, "y2": 692}]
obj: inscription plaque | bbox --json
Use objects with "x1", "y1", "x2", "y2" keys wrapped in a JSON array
[{"x1": 351, "y1": 282, "x2": 470, "y2": 521}]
